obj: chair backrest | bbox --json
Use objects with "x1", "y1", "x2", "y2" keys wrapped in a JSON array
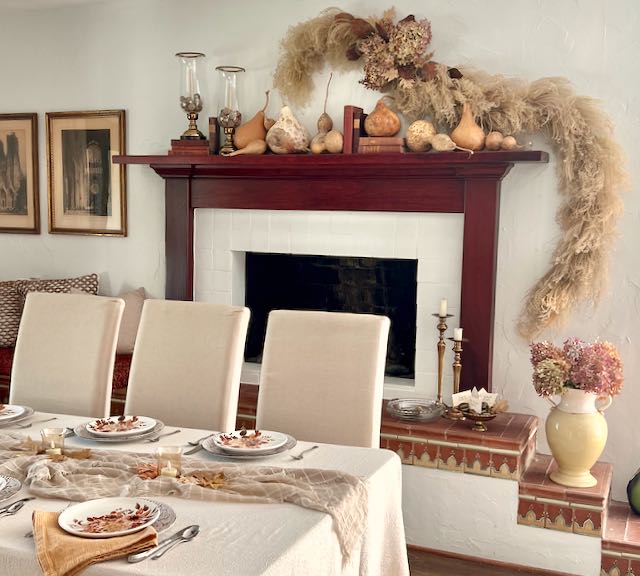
[
  {"x1": 124, "y1": 300, "x2": 250, "y2": 430},
  {"x1": 10, "y1": 292, "x2": 125, "y2": 417},
  {"x1": 256, "y1": 309, "x2": 390, "y2": 448}
]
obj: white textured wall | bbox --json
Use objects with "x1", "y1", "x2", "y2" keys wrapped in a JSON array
[
  {"x1": 403, "y1": 466, "x2": 601, "y2": 575},
  {"x1": 0, "y1": 0, "x2": 638, "y2": 506}
]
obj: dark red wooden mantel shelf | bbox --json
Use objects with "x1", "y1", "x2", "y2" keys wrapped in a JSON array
[{"x1": 114, "y1": 151, "x2": 548, "y2": 392}]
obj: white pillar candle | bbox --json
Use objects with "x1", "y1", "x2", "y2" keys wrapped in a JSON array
[
  {"x1": 439, "y1": 299, "x2": 448, "y2": 317},
  {"x1": 454, "y1": 328, "x2": 463, "y2": 341}
]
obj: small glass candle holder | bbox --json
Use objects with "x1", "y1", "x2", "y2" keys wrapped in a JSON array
[
  {"x1": 176, "y1": 51, "x2": 206, "y2": 140},
  {"x1": 156, "y1": 446, "x2": 182, "y2": 478},
  {"x1": 41, "y1": 427, "x2": 66, "y2": 455}
]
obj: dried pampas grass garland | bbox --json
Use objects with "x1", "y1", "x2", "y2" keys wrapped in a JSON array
[{"x1": 273, "y1": 9, "x2": 626, "y2": 339}]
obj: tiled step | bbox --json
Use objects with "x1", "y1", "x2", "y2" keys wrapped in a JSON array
[
  {"x1": 380, "y1": 404, "x2": 538, "y2": 480},
  {"x1": 518, "y1": 453, "x2": 612, "y2": 537},
  {"x1": 602, "y1": 500, "x2": 640, "y2": 575}
]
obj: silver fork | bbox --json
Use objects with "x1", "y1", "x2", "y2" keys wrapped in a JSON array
[
  {"x1": 290, "y1": 445, "x2": 319, "y2": 461},
  {"x1": 187, "y1": 434, "x2": 213, "y2": 446},
  {"x1": 16, "y1": 417, "x2": 58, "y2": 429},
  {"x1": 145, "y1": 430, "x2": 181, "y2": 443}
]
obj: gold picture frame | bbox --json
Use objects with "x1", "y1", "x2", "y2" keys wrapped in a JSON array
[
  {"x1": 47, "y1": 110, "x2": 126, "y2": 236},
  {"x1": 0, "y1": 113, "x2": 40, "y2": 234}
]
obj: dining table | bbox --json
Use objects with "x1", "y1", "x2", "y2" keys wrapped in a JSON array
[{"x1": 0, "y1": 411, "x2": 410, "y2": 576}]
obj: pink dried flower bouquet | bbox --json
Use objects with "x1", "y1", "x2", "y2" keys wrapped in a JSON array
[{"x1": 530, "y1": 338, "x2": 623, "y2": 397}]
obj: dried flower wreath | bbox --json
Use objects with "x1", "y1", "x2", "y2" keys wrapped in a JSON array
[{"x1": 273, "y1": 8, "x2": 626, "y2": 339}]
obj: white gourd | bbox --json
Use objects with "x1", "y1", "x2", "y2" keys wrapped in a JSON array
[{"x1": 266, "y1": 106, "x2": 310, "y2": 154}]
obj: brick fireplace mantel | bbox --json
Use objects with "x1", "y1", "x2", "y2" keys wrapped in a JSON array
[{"x1": 114, "y1": 151, "x2": 548, "y2": 391}]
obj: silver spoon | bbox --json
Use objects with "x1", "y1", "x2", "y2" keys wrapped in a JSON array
[
  {"x1": 0, "y1": 499, "x2": 28, "y2": 518},
  {"x1": 15, "y1": 417, "x2": 57, "y2": 429},
  {"x1": 290, "y1": 445, "x2": 319, "y2": 461},
  {"x1": 0, "y1": 497, "x2": 34, "y2": 516},
  {"x1": 127, "y1": 525, "x2": 199, "y2": 563},
  {"x1": 145, "y1": 429, "x2": 181, "y2": 443},
  {"x1": 151, "y1": 525, "x2": 200, "y2": 559}
]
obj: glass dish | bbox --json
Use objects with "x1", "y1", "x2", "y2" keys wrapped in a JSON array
[{"x1": 386, "y1": 398, "x2": 444, "y2": 422}]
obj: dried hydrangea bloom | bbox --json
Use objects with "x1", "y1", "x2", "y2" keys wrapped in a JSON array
[
  {"x1": 389, "y1": 17, "x2": 432, "y2": 66},
  {"x1": 570, "y1": 341, "x2": 624, "y2": 396},
  {"x1": 533, "y1": 358, "x2": 570, "y2": 396}
]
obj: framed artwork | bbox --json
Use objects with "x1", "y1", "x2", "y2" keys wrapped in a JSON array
[
  {"x1": 0, "y1": 113, "x2": 39, "y2": 234},
  {"x1": 46, "y1": 110, "x2": 126, "y2": 236}
]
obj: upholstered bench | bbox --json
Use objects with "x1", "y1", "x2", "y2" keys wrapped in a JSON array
[{"x1": 0, "y1": 347, "x2": 132, "y2": 415}]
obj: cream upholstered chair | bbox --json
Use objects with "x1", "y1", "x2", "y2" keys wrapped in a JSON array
[
  {"x1": 124, "y1": 300, "x2": 250, "y2": 430},
  {"x1": 10, "y1": 292, "x2": 125, "y2": 417},
  {"x1": 256, "y1": 310, "x2": 390, "y2": 448}
]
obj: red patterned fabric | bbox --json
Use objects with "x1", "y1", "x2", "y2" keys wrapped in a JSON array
[
  {"x1": 0, "y1": 347, "x2": 131, "y2": 390},
  {"x1": 0, "y1": 347, "x2": 13, "y2": 377},
  {"x1": 112, "y1": 354, "x2": 132, "y2": 390}
]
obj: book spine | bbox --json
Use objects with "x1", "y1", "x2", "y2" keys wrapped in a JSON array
[
  {"x1": 357, "y1": 145, "x2": 405, "y2": 154},
  {"x1": 343, "y1": 105, "x2": 364, "y2": 154},
  {"x1": 342, "y1": 106, "x2": 356, "y2": 155},
  {"x1": 209, "y1": 117, "x2": 220, "y2": 155},
  {"x1": 353, "y1": 112, "x2": 364, "y2": 153},
  {"x1": 359, "y1": 137, "x2": 405, "y2": 146}
]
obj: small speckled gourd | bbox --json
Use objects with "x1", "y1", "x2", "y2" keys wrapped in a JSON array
[{"x1": 406, "y1": 120, "x2": 436, "y2": 152}]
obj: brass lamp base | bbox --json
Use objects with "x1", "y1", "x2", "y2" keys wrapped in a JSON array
[
  {"x1": 220, "y1": 127, "x2": 236, "y2": 155},
  {"x1": 181, "y1": 112, "x2": 206, "y2": 140}
]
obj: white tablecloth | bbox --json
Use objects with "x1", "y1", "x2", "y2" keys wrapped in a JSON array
[{"x1": 0, "y1": 413, "x2": 409, "y2": 576}]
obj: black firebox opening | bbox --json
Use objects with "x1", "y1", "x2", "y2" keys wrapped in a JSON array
[{"x1": 244, "y1": 253, "x2": 417, "y2": 379}]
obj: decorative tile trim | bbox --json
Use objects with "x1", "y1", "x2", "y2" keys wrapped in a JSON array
[{"x1": 517, "y1": 493, "x2": 604, "y2": 537}]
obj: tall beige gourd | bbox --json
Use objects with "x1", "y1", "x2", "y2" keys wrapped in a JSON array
[
  {"x1": 233, "y1": 91, "x2": 270, "y2": 150},
  {"x1": 450, "y1": 103, "x2": 485, "y2": 151},
  {"x1": 266, "y1": 106, "x2": 310, "y2": 154}
]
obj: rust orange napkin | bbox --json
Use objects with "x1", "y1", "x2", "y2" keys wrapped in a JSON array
[{"x1": 32, "y1": 510, "x2": 157, "y2": 576}]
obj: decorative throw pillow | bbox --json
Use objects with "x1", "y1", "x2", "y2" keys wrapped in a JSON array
[
  {"x1": 0, "y1": 281, "x2": 25, "y2": 347},
  {"x1": 18, "y1": 273, "x2": 99, "y2": 296},
  {"x1": 116, "y1": 287, "x2": 146, "y2": 354}
]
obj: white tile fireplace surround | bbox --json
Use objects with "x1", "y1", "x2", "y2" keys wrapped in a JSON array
[{"x1": 194, "y1": 209, "x2": 464, "y2": 399}]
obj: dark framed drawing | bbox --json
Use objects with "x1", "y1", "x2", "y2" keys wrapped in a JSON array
[
  {"x1": 0, "y1": 113, "x2": 39, "y2": 233},
  {"x1": 47, "y1": 110, "x2": 126, "y2": 236}
]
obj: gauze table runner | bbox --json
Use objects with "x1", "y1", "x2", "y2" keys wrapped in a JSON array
[{"x1": 0, "y1": 434, "x2": 367, "y2": 562}]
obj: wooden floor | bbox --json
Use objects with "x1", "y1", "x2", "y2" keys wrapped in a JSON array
[{"x1": 408, "y1": 549, "x2": 548, "y2": 575}]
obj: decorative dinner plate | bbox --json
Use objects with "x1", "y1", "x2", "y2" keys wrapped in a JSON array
[
  {"x1": 212, "y1": 429, "x2": 289, "y2": 454},
  {"x1": 85, "y1": 415, "x2": 157, "y2": 437},
  {"x1": 74, "y1": 420, "x2": 165, "y2": 443},
  {"x1": 58, "y1": 497, "x2": 160, "y2": 539},
  {"x1": 0, "y1": 406, "x2": 34, "y2": 428},
  {"x1": 0, "y1": 404, "x2": 26, "y2": 421},
  {"x1": 0, "y1": 475, "x2": 22, "y2": 503},
  {"x1": 147, "y1": 500, "x2": 176, "y2": 533},
  {"x1": 203, "y1": 433, "x2": 296, "y2": 459}
]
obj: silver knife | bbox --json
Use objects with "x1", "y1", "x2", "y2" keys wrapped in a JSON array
[
  {"x1": 0, "y1": 497, "x2": 35, "y2": 516},
  {"x1": 127, "y1": 525, "x2": 199, "y2": 563}
]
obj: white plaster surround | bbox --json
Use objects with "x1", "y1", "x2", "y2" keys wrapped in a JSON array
[
  {"x1": 402, "y1": 466, "x2": 601, "y2": 575},
  {"x1": 194, "y1": 208, "x2": 464, "y2": 399}
]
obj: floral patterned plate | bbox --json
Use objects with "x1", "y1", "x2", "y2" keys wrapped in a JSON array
[
  {"x1": 58, "y1": 497, "x2": 160, "y2": 539},
  {"x1": 211, "y1": 429, "x2": 289, "y2": 454}
]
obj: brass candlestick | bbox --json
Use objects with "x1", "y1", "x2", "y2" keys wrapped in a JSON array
[
  {"x1": 432, "y1": 313, "x2": 453, "y2": 405},
  {"x1": 451, "y1": 337, "x2": 463, "y2": 396},
  {"x1": 443, "y1": 336, "x2": 465, "y2": 420}
]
